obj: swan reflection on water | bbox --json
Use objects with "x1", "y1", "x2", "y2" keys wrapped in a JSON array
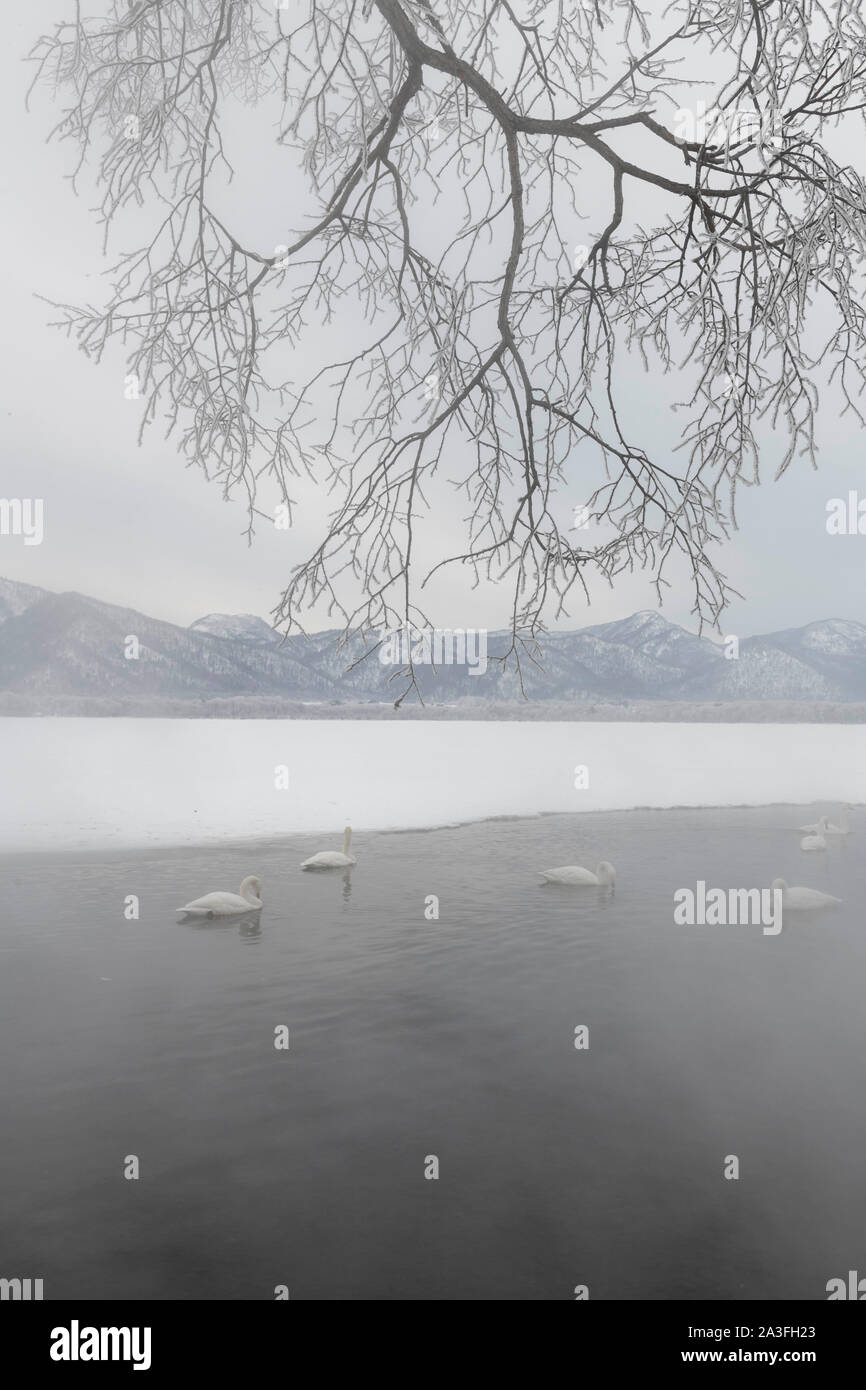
[{"x1": 180, "y1": 909, "x2": 263, "y2": 941}]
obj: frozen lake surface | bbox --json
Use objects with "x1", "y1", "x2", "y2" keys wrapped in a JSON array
[
  {"x1": 1, "y1": 717, "x2": 864, "y2": 852},
  {"x1": 0, "y1": 806, "x2": 862, "y2": 1300}
]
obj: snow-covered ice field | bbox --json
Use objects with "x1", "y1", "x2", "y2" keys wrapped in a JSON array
[{"x1": 1, "y1": 717, "x2": 864, "y2": 853}]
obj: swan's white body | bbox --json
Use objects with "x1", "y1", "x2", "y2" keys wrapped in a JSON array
[
  {"x1": 798, "y1": 815, "x2": 829, "y2": 834},
  {"x1": 178, "y1": 875, "x2": 262, "y2": 917},
  {"x1": 824, "y1": 808, "x2": 852, "y2": 836},
  {"x1": 538, "y1": 860, "x2": 616, "y2": 887},
  {"x1": 301, "y1": 826, "x2": 357, "y2": 870},
  {"x1": 800, "y1": 829, "x2": 827, "y2": 852},
  {"x1": 771, "y1": 878, "x2": 842, "y2": 910}
]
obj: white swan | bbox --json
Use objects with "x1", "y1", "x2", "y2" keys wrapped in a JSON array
[
  {"x1": 800, "y1": 827, "x2": 827, "y2": 852},
  {"x1": 301, "y1": 826, "x2": 357, "y2": 871},
  {"x1": 798, "y1": 814, "x2": 830, "y2": 834},
  {"x1": 771, "y1": 878, "x2": 842, "y2": 910},
  {"x1": 177, "y1": 875, "x2": 262, "y2": 918},
  {"x1": 824, "y1": 807, "x2": 852, "y2": 836},
  {"x1": 538, "y1": 860, "x2": 616, "y2": 887}
]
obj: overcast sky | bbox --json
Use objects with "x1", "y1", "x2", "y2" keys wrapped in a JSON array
[{"x1": 1, "y1": 2, "x2": 864, "y2": 639}]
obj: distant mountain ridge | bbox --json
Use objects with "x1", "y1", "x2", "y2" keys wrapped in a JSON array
[{"x1": 0, "y1": 576, "x2": 864, "y2": 704}]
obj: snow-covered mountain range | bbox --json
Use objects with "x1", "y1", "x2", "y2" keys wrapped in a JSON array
[{"x1": 1, "y1": 576, "x2": 865, "y2": 704}]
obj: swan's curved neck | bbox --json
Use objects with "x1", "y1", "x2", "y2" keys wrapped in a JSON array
[{"x1": 343, "y1": 826, "x2": 352, "y2": 855}]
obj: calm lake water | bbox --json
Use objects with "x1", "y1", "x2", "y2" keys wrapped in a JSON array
[{"x1": 0, "y1": 806, "x2": 863, "y2": 1301}]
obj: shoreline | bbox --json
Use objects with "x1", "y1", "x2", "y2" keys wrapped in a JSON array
[
  {"x1": 0, "y1": 801, "x2": 859, "y2": 861},
  {"x1": 1, "y1": 697, "x2": 866, "y2": 723}
]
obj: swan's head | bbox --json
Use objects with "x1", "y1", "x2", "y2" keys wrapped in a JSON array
[
  {"x1": 597, "y1": 861, "x2": 616, "y2": 885},
  {"x1": 819, "y1": 815, "x2": 830, "y2": 828},
  {"x1": 240, "y1": 875, "x2": 262, "y2": 901},
  {"x1": 771, "y1": 878, "x2": 788, "y2": 893}
]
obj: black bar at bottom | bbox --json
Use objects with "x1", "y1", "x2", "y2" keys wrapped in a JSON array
[{"x1": 1, "y1": 1299, "x2": 862, "y2": 1375}]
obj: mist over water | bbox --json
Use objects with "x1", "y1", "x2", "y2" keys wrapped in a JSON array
[
  {"x1": 1, "y1": 717, "x2": 864, "y2": 853},
  {"x1": 0, "y1": 807, "x2": 863, "y2": 1300}
]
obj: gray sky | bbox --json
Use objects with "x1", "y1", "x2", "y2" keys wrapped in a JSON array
[{"x1": 1, "y1": 2, "x2": 864, "y2": 639}]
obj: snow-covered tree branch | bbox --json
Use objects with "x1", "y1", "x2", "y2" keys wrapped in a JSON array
[{"x1": 30, "y1": 0, "x2": 866, "y2": 673}]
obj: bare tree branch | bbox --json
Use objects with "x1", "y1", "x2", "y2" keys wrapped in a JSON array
[{"x1": 29, "y1": 0, "x2": 866, "y2": 694}]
